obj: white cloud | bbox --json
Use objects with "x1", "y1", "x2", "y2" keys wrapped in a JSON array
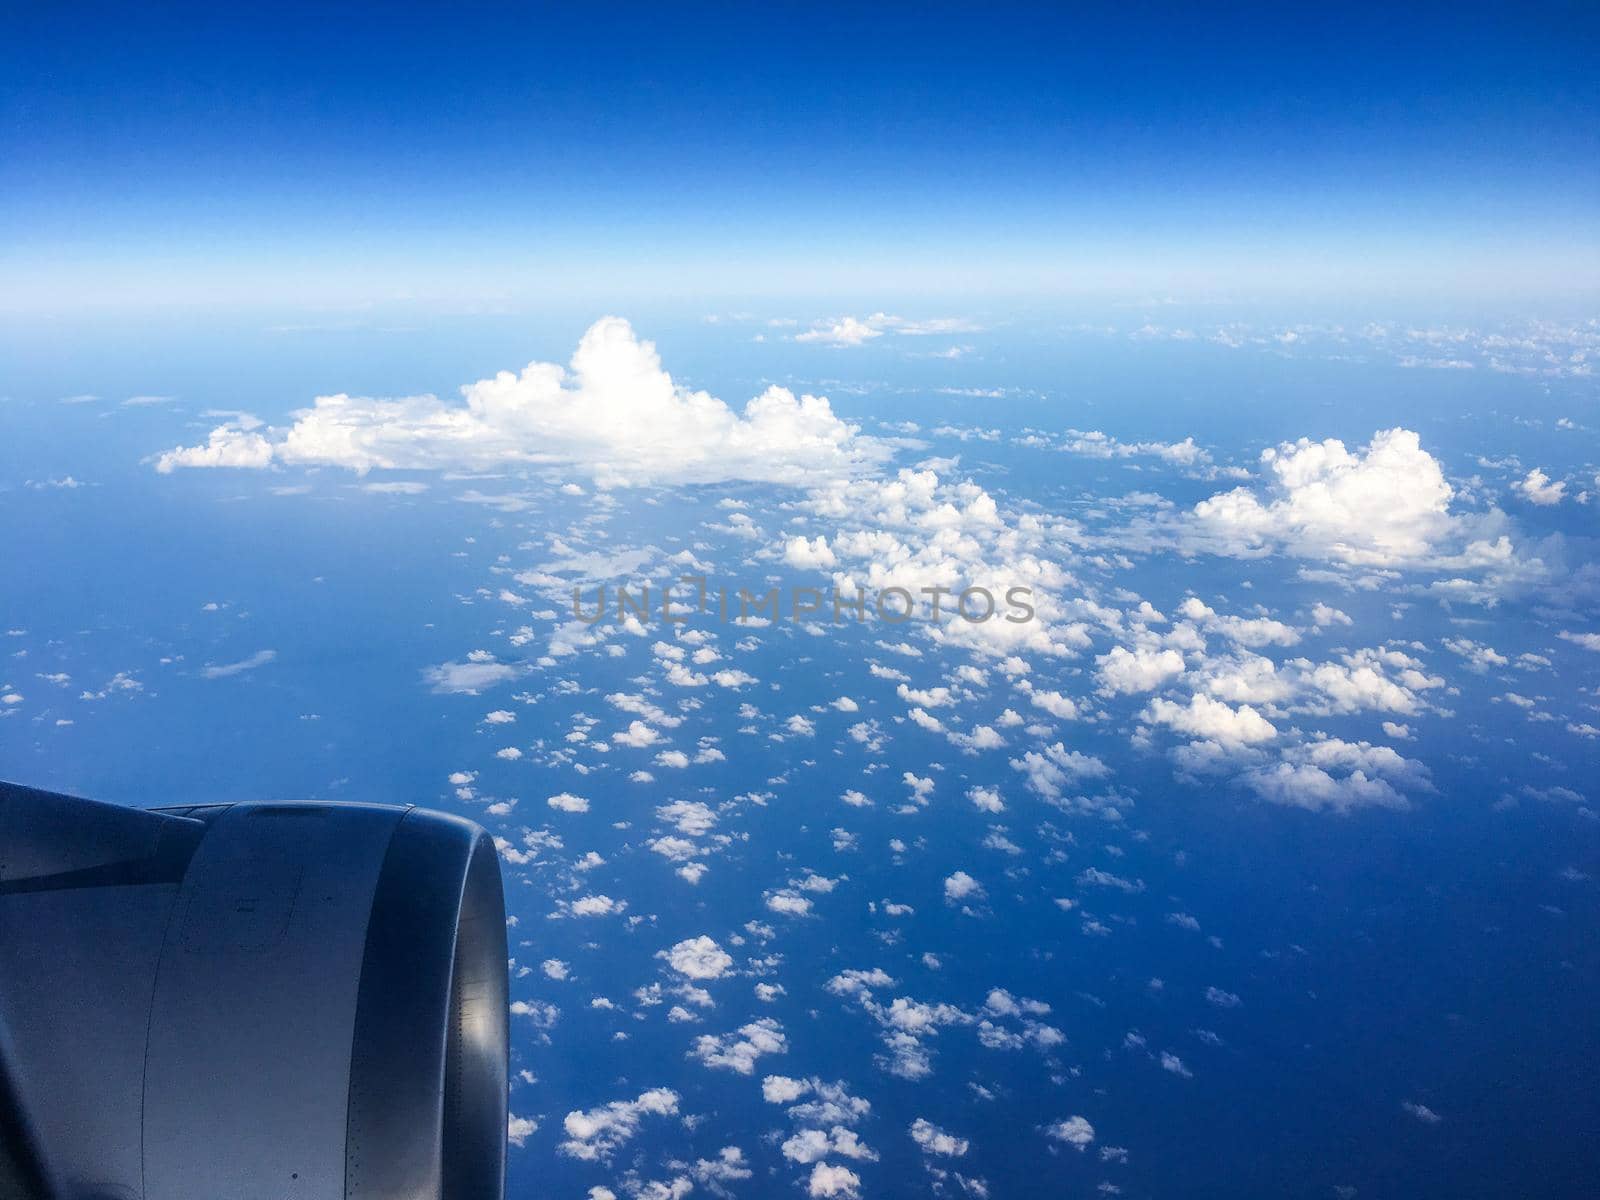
[
  {"x1": 806, "y1": 1163, "x2": 862, "y2": 1198},
  {"x1": 1177, "y1": 597, "x2": 1300, "y2": 647},
  {"x1": 613, "y1": 720, "x2": 662, "y2": 747},
  {"x1": 693, "y1": 1147, "x2": 754, "y2": 1188},
  {"x1": 559, "y1": 1087, "x2": 679, "y2": 1161},
  {"x1": 1190, "y1": 428, "x2": 1466, "y2": 566},
  {"x1": 1143, "y1": 694, "x2": 1277, "y2": 747},
  {"x1": 785, "y1": 535, "x2": 838, "y2": 568},
  {"x1": 690, "y1": 1018, "x2": 787, "y2": 1074},
  {"x1": 1078, "y1": 867, "x2": 1144, "y2": 893},
  {"x1": 1514, "y1": 467, "x2": 1565, "y2": 506},
  {"x1": 1028, "y1": 689, "x2": 1080, "y2": 720},
  {"x1": 1010, "y1": 742, "x2": 1111, "y2": 798},
  {"x1": 1056, "y1": 428, "x2": 1210, "y2": 467},
  {"x1": 507, "y1": 1114, "x2": 538, "y2": 1147},
  {"x1": 154, "y1": 318, "x2": 888, "y2": 487},
  {"x1": 763, "y1": 1075, "x2": 809, "y2": 1103},
  {"x1": 1243, "y1": 762, "x2": 1408, "y2": 813},
  {"x1": 570, "y1": 894, "x2": 626, "y2": 917},
  {"x1": 1292, "y1": 737, "x2": 1433, "y2": 791},
  {"x1": 1442, "y1": 638, "x2": 1509, "y2": 672},
  {"x1": 423, "y1": 657, "x2": 517, "y2": 694},
  {"x1": 547, "y1": 792, "x2": 590, "y2": 813},
  {"x1": 1292, "y1": 648, "x2": 1443, "y2": 716},
  {"x1": 795, "y1": 316, "x2": 884, "y2": 346},
  {"x1": 897, "y1": 683, "x2": 954, "y2": 708},
  {"x1": 1045, "y1": 1116, "x2": 1095, "y2": 1150},
  {"x1": 1096, "y1": 645, "x2": 1186, "y2": 695},
  {"x1": 661, "y1": 935, "x2": 735, "y2": 981},
  {"x1": 782, "y1": 1128, "x2": 877, "y2": 1164},
  {"x1": 795, "y1": 313, "x2": 978, "y2": 347},
  {"x1": 909, "y1": 1118, "x2": 969, "y2": 1156},
  {"x1": 154, "y1": 424, "x2": 274, "y2": 473},
  {"x1": 967, "y1": 785, "x2": 1005, "y2": 813},
  {"x1": 1310, "y1": 602, "x2": 1352, "y2": 628},
  {"x1": 657, "y1": 799, "x2": 717, "y2": 835},
  {"x1": 825, "y1": 968, "x2": 895, "y2": 999},
  {"x1": 943, "y1": 871, "x2": 983, "y2": 902},
  {"x1": 766, "y1": 890, "x2": 814, "y2": 916},
  {"x1": 509, "y1": 999, "x2": 559, "y2": 1028},
  {"x1": 200, "y1": 649, "x2": 277, "y2": 679},
  {"x1": 1159, "y1": 1051, "x2": 1193, "y2": 1077}
]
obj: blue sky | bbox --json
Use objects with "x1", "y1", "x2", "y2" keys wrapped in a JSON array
[{"x1": 5, "y1": 2, "x2": 1597, "y2": 310}]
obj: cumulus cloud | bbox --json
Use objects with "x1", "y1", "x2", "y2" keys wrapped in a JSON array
[
  {"x1": 795, "y1": 313, "x2": 978, "y2": 347},
  {"x1": 1096, "y1": 644, "x2": 1186, "y2": 695},
  {"x1": 909, "y1": 1118, "x2": 969, "y2": 1156},
  {"x1": 690, "y1": 1018, "x2": 787, "y2": 1074},
  {"x1": 943, "y1": 871, "x2": 983, "y2": 902},
  {"x1": 967, "y1": 785, "x2": 1005, "y2": 813},
  {"x1": 423, "y1": 656, "x2": 518, "y2": 694},
  {"x1": 763, "y1": 1075, "x2": 810, "y2": 1104},
  {"x1": 154, "y1": 424, "x2": 274, "y2": 473},
  {"x1": 1028, "y1": 688, "x2": 1081, "y2": 720},
  {"x1": 660, "y1": 935, "x2": 735, "y2": 981},
  {"x1": 507, "y1": 1113, "x2": 538, "y2": 1147},
  {"x1": 1177, "y1": 597, "x2": 1300, "y2": 647},
  {"x1": 785, "y1": 535, "x2": 838, "y2": 568},
  {"x1": 1045, "y1": 1116, "x2": 1095, "y2": 1149},
  {"x1": 782, "y1": 1128, "x2": 877, "y2": 1165},
  {"x1": 559, "y1": 1087, "x2": 679, "y2": 1161},
  {"x1": 806, "y1": 1163, "x2": 862, "y2": 1198},
  {"x1": 154, "y1": 318, "x2": 889, "y2": 487},
  {"x1": 795, "y1": 316, "x2": 884, "y2": 347},
  {"x1": 800, "y1": 467, "x2": 1086, "y2": 656},
  {"x1": 1010, "y1": 742, "x2": 1111, "y2": 798},
  {"x1": 1055, "y1": 428, "x2": 1210, "y2": 467},
  {"x1": 657, "y1": 799, "x2": 717, "y2": 836},
  {"x1": 569, "y1": 894, "x2": 626, "y2": 917},
  {"x1": 693, "y1": 1146, "x2": 754, "y2": 1188},
  {"x1": 1189, "y1": 428, "x2": 1482, "y2": 566},
  {"x1": 1243, "y1": 761, "x2": 1409, "y2": 813},
  {"x1": 1143, "y1": 694, "x2": 1277, "y2": 747},
  {"x1": 1514, "y1": 468, "x2": 1565, "y2": 506}
]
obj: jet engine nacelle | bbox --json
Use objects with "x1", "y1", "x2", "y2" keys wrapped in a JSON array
[{"x1": 0, "y1": 781, "x2": 509, "y2": 1200}]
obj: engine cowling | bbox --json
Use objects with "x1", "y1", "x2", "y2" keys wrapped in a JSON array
[{"x1": 0, "y1": 781, "x2": 509, "y2": 1200}]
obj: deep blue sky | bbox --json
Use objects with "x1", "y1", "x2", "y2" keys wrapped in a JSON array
[{"x1": 3, "y1": 1, "x2": 1597, "y2": 309}]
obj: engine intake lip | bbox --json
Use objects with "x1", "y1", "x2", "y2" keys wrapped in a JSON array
[{"x1": 345, "y1": 807, "x2": 509, "y2": 1200}]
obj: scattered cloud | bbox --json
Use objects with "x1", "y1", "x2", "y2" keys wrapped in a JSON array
[{"x1": 200, "y1": 649, "x2": 277, "y2": 679}]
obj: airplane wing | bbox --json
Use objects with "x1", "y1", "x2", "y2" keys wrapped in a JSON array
[{"x1": 0, "y1": 780, "x2": 508, "y2": 1200}]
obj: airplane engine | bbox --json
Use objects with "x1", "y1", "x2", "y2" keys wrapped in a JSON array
[{"x1": 0, "y1": 781, "x2": 509, "y2": 1200}]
